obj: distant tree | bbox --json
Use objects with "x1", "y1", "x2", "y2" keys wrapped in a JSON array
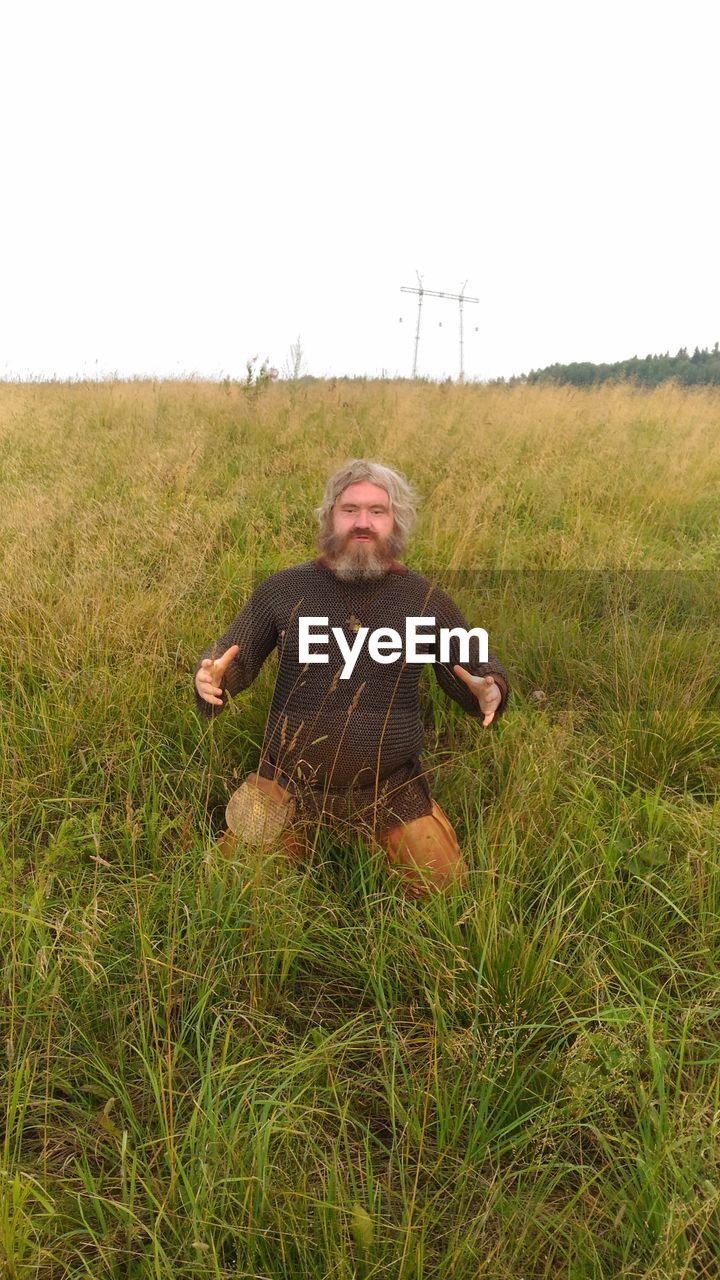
[{"x1": 517, "y1": 344, "x2": 720, "y2": 388}]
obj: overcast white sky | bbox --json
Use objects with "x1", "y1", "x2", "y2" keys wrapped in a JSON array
[{"x1": 1, "y1": 0, "x2": 718, "y2": 382}]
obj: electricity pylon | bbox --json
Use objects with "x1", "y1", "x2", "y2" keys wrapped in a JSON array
[{"x1": 400, "y1": 276, "x2": 479, "y2": 380}]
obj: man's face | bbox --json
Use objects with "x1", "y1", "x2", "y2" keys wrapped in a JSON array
[
  {"x1": 322, "y1": 480, "x2": 398, "y2": 580},
  {"x1": 331, "y1": 481, "x2": 395, "y2": 549}
]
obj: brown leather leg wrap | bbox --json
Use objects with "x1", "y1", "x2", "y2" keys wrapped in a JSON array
[
  {"x1": 221, "y1": 772, "x2": 308, "y2": 864},
  {"x1": 382, "y1": 800, "x2": 468, "y2": 896}
]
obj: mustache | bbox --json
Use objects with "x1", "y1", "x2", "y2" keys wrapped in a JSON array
[{"x1": 316, "y1": 520, "x2": 406, "y2": 567}]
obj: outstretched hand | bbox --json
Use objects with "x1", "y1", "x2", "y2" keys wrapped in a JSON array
[
  {"x1": 453, "y1": 666, "x2": 502, "y2": 727},
  {"x1": 195, "y1": 644, "x2": 240, "y2": 707}
]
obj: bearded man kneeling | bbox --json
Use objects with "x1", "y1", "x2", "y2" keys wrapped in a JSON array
[{"x1": 193, "y1": 459, "x2": 510, "y2": 898}]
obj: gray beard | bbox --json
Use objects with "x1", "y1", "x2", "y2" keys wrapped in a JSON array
[
  {"x1": 332, "y1": 545, "x2": 389, "y2": 581},
  {"x1": 318, "y1": 528, "x2": 402, "y2": 581}
]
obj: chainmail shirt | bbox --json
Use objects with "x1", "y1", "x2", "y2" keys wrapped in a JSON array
[{"x1": 193, "y1": 557, "x2": 510, "y2": 834}]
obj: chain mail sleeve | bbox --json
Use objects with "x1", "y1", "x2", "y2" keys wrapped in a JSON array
[
  {"x1": 192, "y1": 573, "x2": 280, "y2": 720},
  {"x1": 426, "y1": 583, "x2": 510, "y2": 724}
]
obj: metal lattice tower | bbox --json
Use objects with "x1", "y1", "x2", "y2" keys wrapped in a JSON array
[{"x1": 400, "y1": 275, "x2": 479, "y2": 380}]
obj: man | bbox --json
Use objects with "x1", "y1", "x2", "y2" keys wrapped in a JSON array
[{"x1": 193, "y1": 459, "x2": 509, "y2": 896}]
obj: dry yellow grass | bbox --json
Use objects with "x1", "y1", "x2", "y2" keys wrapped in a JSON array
[{"x1": 2, "y1": 379, "x2": 718, "y2": 585}]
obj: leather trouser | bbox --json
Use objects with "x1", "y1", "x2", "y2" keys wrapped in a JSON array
[{"x1": 217, "y1": 773, "x2": 468, "y2": 897}]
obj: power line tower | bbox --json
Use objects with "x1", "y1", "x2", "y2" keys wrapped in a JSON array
[{"x1": 400, "y1": 276, "x2": 479, "y2": 380}]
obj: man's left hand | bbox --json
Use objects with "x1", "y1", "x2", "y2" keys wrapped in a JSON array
[{"x1": 453, "y1": 667, "x2": 502, "y2": 727}]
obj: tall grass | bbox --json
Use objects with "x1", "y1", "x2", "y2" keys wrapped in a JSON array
[{"x1": 1, "y1": 378, "x2": 719, "y2": 1277}]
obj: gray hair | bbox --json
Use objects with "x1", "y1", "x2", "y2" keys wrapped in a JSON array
[{"x1": 315, "y1": 459, "x2": 418, "y2": 552}]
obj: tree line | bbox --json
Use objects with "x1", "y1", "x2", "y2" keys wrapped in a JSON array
[{"x1": 500, "y1": 344, "x2": 720, "y2": 388}]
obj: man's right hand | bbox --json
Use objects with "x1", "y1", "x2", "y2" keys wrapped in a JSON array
[{"x1": 195, "y1": 644, "x2": 240, "y2": 707}]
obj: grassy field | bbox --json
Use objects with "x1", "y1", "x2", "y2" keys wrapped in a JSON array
[{"x1": 1, "y1": 377, "x2": 719, "y2": 1278}]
